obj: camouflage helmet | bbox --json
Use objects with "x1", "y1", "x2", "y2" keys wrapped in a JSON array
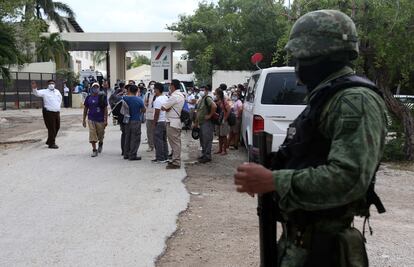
[{"x1": 285, "y1": 10, "x2": 359, "y2": 60}]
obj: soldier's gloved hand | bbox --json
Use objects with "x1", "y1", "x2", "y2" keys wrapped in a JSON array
[{"x1": 234, "y1": 163, "x2": 275, "y2": 195}]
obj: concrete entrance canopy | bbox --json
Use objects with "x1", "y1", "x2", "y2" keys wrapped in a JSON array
[{"x1": 59, "y1": 32, "x2": 183, "y2": 84}]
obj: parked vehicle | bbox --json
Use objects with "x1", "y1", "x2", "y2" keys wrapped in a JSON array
[
  {"x1": 394, "y1": 95, "x2": 414, "y2": 109},
  {"x1": 79, "y1": 69, "x2": 104, "y2": 83},
  {"x1": 161, "y1": 82, "x2": 188, "y2": 97},
  {"x1": 386, "y1": 95, "x2": 414, "y2": 130},
  {"x1": 241, "y1": 66, "x2": 307, "y2": 161}
]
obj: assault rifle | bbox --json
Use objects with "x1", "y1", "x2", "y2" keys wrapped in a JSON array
[{"x1": 252, "y1": 131, "x2": 281, "y2": 267}]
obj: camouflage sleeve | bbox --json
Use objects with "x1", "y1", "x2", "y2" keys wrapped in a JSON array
[{"x1": 273, "y1": 87, "x2": 387, "y2": 213}]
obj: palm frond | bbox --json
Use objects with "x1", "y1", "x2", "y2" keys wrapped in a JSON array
[
  {"x1": 48, "y1": 11, "x2": 65, "y2": 31},
  {"x1": 36, "y1": 32, "x2": 69, "y2": 67},
  {"x1": 93, "y1": 51, "x2": 107, "y2": 65},
  {"x1": 0, "y1": 23, "x2": 23, "y2": 82},
  {"x1": 32, "y1": 0, "x2": 76, "y2": 32},
  {"x1": 53, "y1": 2, "x2": 75, "y2": 18}
]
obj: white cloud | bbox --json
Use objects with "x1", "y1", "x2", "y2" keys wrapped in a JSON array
[{"x1": 61, "y1": 0, "x2": 216, "y2": 32}]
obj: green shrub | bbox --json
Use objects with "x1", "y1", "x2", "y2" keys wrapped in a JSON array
[{"x1": 383, "y1": 136, "x2": 406, "y2": 161}]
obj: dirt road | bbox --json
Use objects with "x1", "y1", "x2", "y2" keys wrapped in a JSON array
[{"x1": 158, "y1": 136, "x2": 414, "y2": 267}]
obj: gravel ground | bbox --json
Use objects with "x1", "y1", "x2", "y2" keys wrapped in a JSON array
[
  {"x1": 157, "y1": 136, "x2": 260, "y2": 267},
  {"x1": 363, "y1": 165, "x2": 414, "y2": 267},
  {"x1": 158, "y1": 135, "x2": 414, "y2": 267}
]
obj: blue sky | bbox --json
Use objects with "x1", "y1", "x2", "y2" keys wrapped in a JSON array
[{"x1": 62, "y1": 0, "x2": 218, "y2": 32}]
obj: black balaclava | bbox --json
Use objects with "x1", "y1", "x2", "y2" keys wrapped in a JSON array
[{"x1": 295, "y1": 56, "x2": 348, "y2": 92}]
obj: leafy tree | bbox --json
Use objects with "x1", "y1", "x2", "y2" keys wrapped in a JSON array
[
  {"x1": 92, "y1": 51, "x2": 107, "y2": 69},
  {"x1": 36, "y1": 32, "x2": 69, "y2": 69},
  {"x1": 0, "y1": 23, "x2": 24, "y2": 82},
  {"x1": 128, "y1": 54, "x2": 151, "y2": 69},
  {"x1": 57, "y1": 68, "x2": 79, "y2": 89},
  {"x1": 278, "y1": 0, "x2": 414, "y2": 160},
  {"x1": 0, "y1": 0, "x2": 27, "y2": 19},
  {"x1": 169, "y1": 0, "x2": 288, "y2": 84},
  {"x1": 24, "y1": 0, "x2": 75, "y2": 32},
  {"x1": 1, "y1": 0, "x2": 76, "y2": 62}
]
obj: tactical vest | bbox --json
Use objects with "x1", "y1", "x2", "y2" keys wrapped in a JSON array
[{"x1": 272, "y1": 74, "x2": 385, "y2": 222}]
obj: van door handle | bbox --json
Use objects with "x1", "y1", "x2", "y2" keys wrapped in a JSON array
[{"x1": 268, "y1": 116, "x2": 286, "y2": 119}]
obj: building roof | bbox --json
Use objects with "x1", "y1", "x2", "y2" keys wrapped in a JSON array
[
  {"x1": 67, "y1": 17, "x2": 83, "y2": 32},
  {"x1": 58, "y1": 32, "x2": 183, "y2": 51}
]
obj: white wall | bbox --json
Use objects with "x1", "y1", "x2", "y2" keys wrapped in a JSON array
[
  {"x1": 9, "y1": 62, "x2": 56, "y2": 73},
  {"x1": 212, "y1": 70, "x2": 252, "y2": 90},
  {"x1": 69, "y1": 51, "x2": 106, "y2": 75},
  {"x1": 126, "y1": 65, "x2": 151, "y2": 84}
]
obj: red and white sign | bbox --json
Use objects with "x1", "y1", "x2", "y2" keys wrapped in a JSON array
[{"x1": 151, "y1": 43, "x2": 172, "y2": 82}]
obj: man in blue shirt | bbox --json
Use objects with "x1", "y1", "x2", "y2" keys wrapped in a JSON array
[{"x1": 123, "y1": 84, "x2": 146, "y2": 160}]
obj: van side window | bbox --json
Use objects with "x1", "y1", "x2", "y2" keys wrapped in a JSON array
[
  {"x1": 261, "y1": 73, "x2": 307, "y2": 105},
  {"x1": 246, "y1": 74, "x2": 260, "y2": 103}
]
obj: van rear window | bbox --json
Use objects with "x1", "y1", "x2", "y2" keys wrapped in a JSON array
[{"x1": 261, "y1": 73, "x2": 307, "y2": 105}]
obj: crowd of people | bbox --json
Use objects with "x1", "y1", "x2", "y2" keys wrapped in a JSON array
[
  {"x1": 86, "y1": 78, "x2": 185, "y2": 170},
  {"x1": 191, "y1": 83, "x2": 245, "y2": 163},
  {"x1": 31, "y1": 75, "x2": 247, "y2": 169},
  {"x1": 28, "y1": 9, "x2": 388, "y2": 265}
]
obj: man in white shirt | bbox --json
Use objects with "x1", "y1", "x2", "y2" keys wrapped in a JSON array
[
  {"x1": 162, "y1": 79, "x2": 185, "y2": 169},
  {"x1": 152, "y1": 83, "x2": 169, "y2": 163},
  {"x1": 144, "y1": 81, "x2": 156, "y2": 152},
  {"x1": 63, "y1": 82, "x2": 70, "y2": 108},
  {"x1": 31, "y1": 80, "x2": 62, "y2": 149}
]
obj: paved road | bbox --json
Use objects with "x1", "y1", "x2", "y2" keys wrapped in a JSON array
[{"x1": 0, "y1": 110, "x2": 189, "y2": 267}]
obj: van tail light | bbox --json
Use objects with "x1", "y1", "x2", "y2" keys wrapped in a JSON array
[{"x1": 253, "y1": 115, "x2": 264, "y2": 133}]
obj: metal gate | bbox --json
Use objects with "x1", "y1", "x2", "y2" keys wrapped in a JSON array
[{"x1": 0, "y1": 72, "x2": 62, "y2": 110}]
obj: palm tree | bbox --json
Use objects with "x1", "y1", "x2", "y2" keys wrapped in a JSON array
[
  {"x1": 128, "y1": 54, "x2": 151, "y2": 69},
  {"x1": 0, "y1": 23, "x2": 23, "y2": 82},
  {"x1": 92, "y1": 51, "x2": 107, "y2": 69},
  {"x1": 25, "y1": 0, "x2": 75, "y2": 32},
  {"x1": 36, "y1": 32, "x2": 69, "y2": 68}
]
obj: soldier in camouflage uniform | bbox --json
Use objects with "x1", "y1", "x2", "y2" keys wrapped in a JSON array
[{"x1": 234, "y1": 10, "x2": 387, "y2": 267}]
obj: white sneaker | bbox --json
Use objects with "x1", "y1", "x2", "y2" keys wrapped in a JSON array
[{"x1": 151, "y1": 159, "x2": 168, "y2": 164}]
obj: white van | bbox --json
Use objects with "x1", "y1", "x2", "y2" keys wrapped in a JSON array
[{"x1": 241, "y1": 66, "x2": 307, "y2": 160}]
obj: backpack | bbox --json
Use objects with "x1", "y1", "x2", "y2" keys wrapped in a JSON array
[
  {"x1": 204, "y1": 96, "x2": 221, "y2": 125},
  {"x1": 173, "y1": 100, "x2": 191, "y2": 127},
  {"x1": 220, "y1": 100, "x2": 236, "y2": 126},
  {"x1": 227, "y1": 108, "x2": 237, "y2": 126},
  {"x1": 111, "y1": 100, "x2": 124, "y2": 124},
  {"x1": 181, "y1": 100, "x2": 191, "y2": 126}
]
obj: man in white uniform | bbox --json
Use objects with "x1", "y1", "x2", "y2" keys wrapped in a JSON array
[{"x1": 31, "y1": 80, "x2": 62, "y2": 149}]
